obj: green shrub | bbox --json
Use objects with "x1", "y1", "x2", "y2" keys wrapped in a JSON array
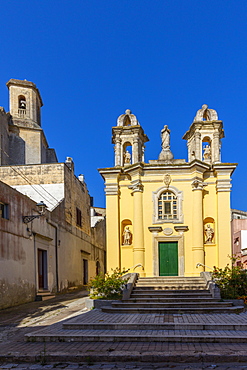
[
  {"x1": 88, "y1": 267, "x2": 129, "y2": 300},
  {"x1": 212, "y1": 256, "x2": 247, "y2": 299}
]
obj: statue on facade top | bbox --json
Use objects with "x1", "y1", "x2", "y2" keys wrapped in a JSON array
[
  {"x1": 194, "y1": 104, "x2": 218, "y2": 122},
  {"x1": 158, "y1": 125, "x2": 174, "y2": 161},
  {"x1": 117, "y1": 109, "x2": 139, "y2": 126}
]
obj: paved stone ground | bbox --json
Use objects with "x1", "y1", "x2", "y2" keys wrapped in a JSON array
[
  {"x1": 1, "y1": 362, "x2": 247, "y2": 369},
  {"x1": 1, "y1": 291, "x2": 247, "y2": 368}
]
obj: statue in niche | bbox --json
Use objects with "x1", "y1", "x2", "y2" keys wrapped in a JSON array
[
  {"x1": 124, "y1": 150, "x2": 131, "y2": 164},
  {"x1": 205, "y1": 224, "x2": 214, "y2": 243},
  {"x1": 123, "y1": 226, "x2": 132, "y2": 245},
  {"x1": 203, "y1": 145, "x2": 211, "y2": 160}
]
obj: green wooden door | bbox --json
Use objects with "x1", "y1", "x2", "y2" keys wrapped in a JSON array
[{"x1": 159, "y1": 242, "x2": 178, "y2": 276}]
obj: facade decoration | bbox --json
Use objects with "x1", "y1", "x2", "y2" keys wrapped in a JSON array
[
  {"x1": 99, "y1": 104, "x2": 236, "y2": 277},
  {"x1": 163, "y1": 174, "x2": 171, "y2": 188}
]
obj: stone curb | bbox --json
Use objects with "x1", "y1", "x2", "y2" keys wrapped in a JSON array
[{"x1": 1, "y1": 352, "x2": 247, "y2": 364}]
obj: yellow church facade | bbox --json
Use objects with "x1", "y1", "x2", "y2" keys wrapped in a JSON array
[{"x1": 99, "y1": 105, "x2": 236, "y2": 276}]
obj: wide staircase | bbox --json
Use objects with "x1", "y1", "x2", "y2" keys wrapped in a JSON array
[
  {"x1": 25, "y1": 276, "x2": 247, "y2": 344},
  {"x1": 102, "y1": 276, "x2": 242, "y2": 314}
]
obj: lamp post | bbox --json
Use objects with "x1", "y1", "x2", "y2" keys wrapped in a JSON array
[{"x1": 23, "y1": 201, "x2": 47, "y2": 224}]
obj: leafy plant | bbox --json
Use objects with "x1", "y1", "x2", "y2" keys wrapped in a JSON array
[
  {"x1": 212, "y1": 256, "x2": 247, "y2": 299},
  {"x1": 88, "y1": 267, "x2": 129, "y2": 300}
]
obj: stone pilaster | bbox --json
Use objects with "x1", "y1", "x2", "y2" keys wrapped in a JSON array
[
  {"x1": 191, "y1": 179, "x2": 204, "y2": 273},
  {"x1": 129, "y1": 180, "x2": 145, "y2": 275}
]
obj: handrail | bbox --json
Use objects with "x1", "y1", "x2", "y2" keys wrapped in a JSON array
[
  {"x1": 196, "y1": 262, "x2": 213, "y2": 270},
  {"x1": 127, "y1": 263, "x2": 144, "y2": 271}
]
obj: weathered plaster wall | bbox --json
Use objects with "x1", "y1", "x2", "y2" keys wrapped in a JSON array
[{"x1": 0, "y1": 181, "x2": 56, "y2": 309}]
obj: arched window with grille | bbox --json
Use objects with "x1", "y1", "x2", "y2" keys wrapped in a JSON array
[
  {"x1": 153, "y1": 186, "x2": 183, "y2": 224},
  {"x1": 158, "y1": 191, "x2": 177, "y2": 220}
]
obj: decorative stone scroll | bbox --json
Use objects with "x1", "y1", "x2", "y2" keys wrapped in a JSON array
[{"x1": 194, "y1": 104, "x2": 218, "y2": 122}]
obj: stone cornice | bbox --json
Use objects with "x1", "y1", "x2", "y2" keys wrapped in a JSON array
[
  {"x1": 182, "y1": 120, "x2": 224, "y2": 141},
  {"x1": 213, "y1": 163, "x2": 238, "y2": 177}
]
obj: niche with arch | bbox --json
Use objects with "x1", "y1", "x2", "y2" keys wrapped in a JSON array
[
  {"x1": 202, "y1": 136, "x2": 212, "y2": 162},
  {"x1": 123, "y1": 142, "x2": 132, "y2": 165},
  {"x1": 121, "y1": 219, "x2": 133, "y2": 246},
  {"x1": 204, "y1": 217, "x2": 215, "y2": 244}
]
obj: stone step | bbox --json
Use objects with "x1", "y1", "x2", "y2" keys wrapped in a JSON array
[
  {"x1": 35, "y1": 291, "x2": 56, "y2": 301},
  {"x1": 123, "y1": 298, "x2": 220, "y2": 303},
  {"x1": 132, "y1": 287, "x2": 208, "y2": 292},
  {"x1": 136, "y1": 282, "x2": 205, "y2": 289},
  {"x1": 101, "y1": 306, "x2": 244, "y2": 314},
  {"x1": 25, "y1": 328, "x2": 247, "y2": 343},
  {"x1": 138, "y1": 277, "x2": 205, "y2": 282},
  {"x1": 111, "y1": 302, "x2": 232, "y2": 308},
  {"x1": 136, "y1": 282, "x2": 206, "y2": 286},
  {"x1": 62, "y1": 322, "x2": 247, "y2": 331},
  {"x1": 131, "y1": 292, "x2": 212, "y2": 298}
]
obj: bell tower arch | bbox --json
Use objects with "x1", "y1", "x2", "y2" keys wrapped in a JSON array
[
  {"x1": 183, "y1": 104, "x2": 224, "y2": 164},
  {"x1": 112, "y1": 109, "x2": 149, "y2": 166}
]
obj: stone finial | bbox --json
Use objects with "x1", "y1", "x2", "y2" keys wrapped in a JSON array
[
  {"x1": 158, "y1": 125, "x2": 174, "y2": 161},
  {"x1": 117, "y1": 109, "x2": 139, "y2": 126},
  {"x1": 194, "y1": 104, "x2": 218, "y2": 122}
]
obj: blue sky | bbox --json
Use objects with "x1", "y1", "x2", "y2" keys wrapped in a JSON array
[{"x1": 0, "y1": 1, "x2": 247, "y2": 209}]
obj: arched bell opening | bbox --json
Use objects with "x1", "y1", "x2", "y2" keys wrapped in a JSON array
[{"x1": 18, "y1": 95, "x2": 26, "y2": 117}]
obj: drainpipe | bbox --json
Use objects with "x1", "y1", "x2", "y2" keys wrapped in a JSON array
[{"x1": 46, "y1": 220, "x2": 59, "y2": 292}]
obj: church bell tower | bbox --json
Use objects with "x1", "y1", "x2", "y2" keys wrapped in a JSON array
[
  {"x1": 7, "y1": 78, "x2": 43, "y2": 128},
  {"x1": 183, "y1": 104, "x2": 224, "y2": 164},
  {"x1": 112, "y1": 109, "x2": 149, "y2": 166}
]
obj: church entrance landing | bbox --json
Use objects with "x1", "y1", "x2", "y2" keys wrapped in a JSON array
[{"x1": 159, "y1": 242, "x2": 178, "y2": 276}]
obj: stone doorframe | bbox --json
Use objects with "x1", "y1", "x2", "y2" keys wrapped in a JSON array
[{"x1": 148, "y1": 226, "x2": 188, "y2": 276}]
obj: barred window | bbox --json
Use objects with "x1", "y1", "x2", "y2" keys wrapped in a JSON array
[{"x1": 158, "y1": 191, "x2": 177, "y2": 220}]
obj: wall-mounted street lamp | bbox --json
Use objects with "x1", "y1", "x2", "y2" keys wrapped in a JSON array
[{"x1": 23, "y1": 201, "x2": 47, "y2": 224}]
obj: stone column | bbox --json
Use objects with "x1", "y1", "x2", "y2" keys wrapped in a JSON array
[
  {"x1": 132, "y1": 136, "x2": 139, "y2": 164},
  {"x1": 114, "y1": 137, "x2": 121, "y2": 166},
  {"x1": 194, "y1": 131, "x2": 201, "y2": 161},
  {"x1": 212, "y1": 131, "x2": 220, "y2": 163},
  {"x1": 131, "y1": 181, "x2": 145, "y2": 275},
  {"x1": 191, "y1": 180, "x2": 205, "y2": 273}
]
